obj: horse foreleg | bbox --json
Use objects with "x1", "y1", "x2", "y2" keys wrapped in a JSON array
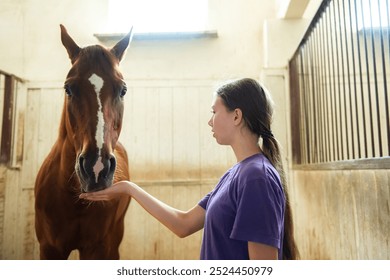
[
  {"x1": 79, "y1": 244, "x2": 120, "y2": 260},
  {"x1": 39, "y1": 243, "x2": 71, "y2": 260}
]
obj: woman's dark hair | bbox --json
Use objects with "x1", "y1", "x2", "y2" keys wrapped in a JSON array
[{"x1": 216, "y1": 78, "x2": 299, "y2": 260}]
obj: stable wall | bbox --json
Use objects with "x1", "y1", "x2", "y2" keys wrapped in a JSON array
[
  {"x1": 0, "y1": 0, "x2": 284, "y2": 259},
  {"x1": 291, "y1": 168, "x2": 389, "y2": 259},
  {"x1": 3, "y1": 0, "x2": 385, "y2": 260}
]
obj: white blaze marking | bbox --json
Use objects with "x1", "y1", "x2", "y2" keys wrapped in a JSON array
[{"x1": 89, "y1": 73, "x2": 105, "y2": 182}]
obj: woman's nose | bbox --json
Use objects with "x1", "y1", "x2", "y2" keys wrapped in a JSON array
[{"x1": 208, "y1": 117, "x2": 213, "y2": 127}]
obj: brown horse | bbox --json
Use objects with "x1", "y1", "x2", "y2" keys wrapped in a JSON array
[{"x1": 34, "y1": 25, "x2": 132, "y2": 259}]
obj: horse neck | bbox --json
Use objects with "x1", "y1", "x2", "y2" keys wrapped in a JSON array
[
  {"x1": 56, "y1": 100, "x2": 77, "y2": 160},
  {"x1": 57, "y1": 100, "x2": 67, "y2": 138}
]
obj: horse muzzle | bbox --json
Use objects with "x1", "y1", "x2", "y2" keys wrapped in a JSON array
[{"x1": 76, "y1": 152, "x2": 116, "y2": 192}]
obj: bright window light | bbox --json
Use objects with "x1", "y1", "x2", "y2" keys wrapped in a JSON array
[
  {"x1": 107, "y1": 0, "x2": 209, "y2": 33},
  {"x1": 359, "y1": 0, "x2": 389, "y2": 29}
]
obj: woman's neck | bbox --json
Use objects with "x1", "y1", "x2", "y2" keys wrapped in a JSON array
[{"x1": 231, "y1": 133, "x2": 261, "y2": 162}]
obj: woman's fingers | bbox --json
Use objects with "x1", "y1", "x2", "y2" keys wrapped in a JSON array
[
  {"x1": 79, "y1": 190, "x2": 109, "y2": 201},
  {"x1": 79, "y1": 181, "x2": 132, "y2": 201}
]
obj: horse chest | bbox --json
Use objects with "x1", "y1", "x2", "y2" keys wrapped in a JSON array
[{"x1": 40, "y1": 198, "x2": 115, "y2": 242}]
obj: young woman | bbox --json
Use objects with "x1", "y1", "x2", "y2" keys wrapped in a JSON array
[{"x1": 80, "y1": 78, "x2": 299, "y2": 260}]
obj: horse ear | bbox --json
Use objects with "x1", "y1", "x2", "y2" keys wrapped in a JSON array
[
  {"x1": 111, "y1": 27, "x2": 133, "y2": 62},
  {"x1": 60, "y1": 24, "x2": 81, "y2": 64}
]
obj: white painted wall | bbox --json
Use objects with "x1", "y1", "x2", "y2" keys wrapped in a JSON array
[{"x1": 0, "y1": 0, "x2": 282, "y2": 83}]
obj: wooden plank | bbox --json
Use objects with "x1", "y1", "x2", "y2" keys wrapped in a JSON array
[
  {"x1": 2, "y1": 169, "x2": 21, "y2": 259},
  {"x1": 127, "y1": 87, "x2": 147, "y2": 181},
  {"x1": 335, "y1": 171, "x2": 356, "y2": 259},
  {"x1": 118, "y1": 86, "x2": 133, "y2": 181},
  {"x1": 21, "y1": 189, "x2": 37, "y2": 259},
  {"x1": 144, "y1": 88, "x2": 160, "y2": 181},
  {"x1": 157, "y1": 185, "x2": 174, "y2": 259},
  {"x1": 121, "y1": 200, "x2": 146, "y2": 259},
  {"x1": 0, "y1": 166, "x2": 6, "y2": 259},
  {"x1": 185, "y1": 88, "x2": 201, "y2": 180},
  {"x1": 172, "y1": 185, "x2": 188, "y2": 260},
  {"x1": 184, "y1": 185, "x2": 203, "y2": 259},
  {"x1": 10, "y1": 82, "x2": 27, "y2": 167},
  {"x1": 199, "y1": 86, "x2": 214, "y2": 179},
  {"x1": 349, "y1": 170, "x2": 362, "y2": 259},
  {"x1": 172, "y1": 87, "x2": 187, "y2": 181},
  {"x1": 21, "y1": 89, "x2": 41, "y2": 190},
  {"x1": 158, "y1": 87, "x2": 173, "y2": 181},
  {"x1": 171, "y1": 184, "x2": 203, "y2": 259},
  {"x1": 37, "y1": 89, "x2": 62, "y2": 166},
  {"x1": 373, "y1": 170, "x2": 389, "y2": 259},
  {"x1": 357, "y1": 171, "x2": 376, "y2": 259},
  {"x1": 143, "y1": 186, "x2": 161, "y2": 259}
]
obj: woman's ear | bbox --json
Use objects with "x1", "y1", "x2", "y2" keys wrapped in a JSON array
[{"x1": 233, "y1": 108, "x2": 243, "y2": 125}]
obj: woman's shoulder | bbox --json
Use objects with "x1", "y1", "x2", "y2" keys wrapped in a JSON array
[
  {"x1": 236, "y1": 153, "x2": 280, "y2": 185},
  {"x1": 238, "y1": 153, "x2": 269, "y2": 173}
]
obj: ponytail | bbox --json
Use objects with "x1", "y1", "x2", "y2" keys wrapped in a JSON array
[{"x1": 262, "y1": 136, "x2": 299, "y2": 260}]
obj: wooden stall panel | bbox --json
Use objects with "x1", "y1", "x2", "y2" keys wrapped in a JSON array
[{"x1": 291, "y1": 169, "x2": 390, "y2": 260}]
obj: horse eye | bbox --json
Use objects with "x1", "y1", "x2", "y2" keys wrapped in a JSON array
[
  {"x1": 64, "y1": 85, "x2": 72, "y2": 97},
  {"x1": 120, "y1": 87, "x2": 127, "y2": 98}
]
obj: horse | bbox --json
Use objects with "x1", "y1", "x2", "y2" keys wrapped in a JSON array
[{"x1": 34, "y1": 25, "x2": 133, "y2": 259}]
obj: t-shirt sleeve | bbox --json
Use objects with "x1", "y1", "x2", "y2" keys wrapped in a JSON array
[
  {"x1": 230, "y1": 174, "x2": 285, "y2": 249},
  {"x1": 198, "y1": 191, "x2": 211, "y2": 210}
]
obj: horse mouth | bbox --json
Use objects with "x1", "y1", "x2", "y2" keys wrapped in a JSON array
[
  {"x1": 76, "y1": 170, "x2": 114, "y2": 193},
  {"x1": 80, "y1": 182, "x2": 110, "y2": 193}
]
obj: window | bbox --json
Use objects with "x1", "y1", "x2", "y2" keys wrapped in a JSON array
[
  {"x1": 107, "y1": 0, "x2": 209, "y2": 33},
  {"x1": 289, "y1": 0, "x2": 390, "y2": 168},
  {"x1": 358, "y1": 0, "x2": 390, "y2": 30}
]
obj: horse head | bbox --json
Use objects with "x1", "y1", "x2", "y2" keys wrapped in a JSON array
[{"x1": 60, "y1": 25, "x2": 132, "y2": 193}]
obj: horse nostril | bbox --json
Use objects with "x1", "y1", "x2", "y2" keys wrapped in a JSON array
[
  {"x1": 109, "y1": 155, "x2": 116, "y2": 174},
  {"x1": 78, "y1": 155, "x2": 87, "y2": 176},
  {"x1": 99, "y1": 155, "x2": 116, "y2": 179}
]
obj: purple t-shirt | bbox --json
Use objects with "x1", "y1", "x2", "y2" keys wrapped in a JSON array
[{"x1": 198, "y1": 153, "x2": 285, "y2": 260}]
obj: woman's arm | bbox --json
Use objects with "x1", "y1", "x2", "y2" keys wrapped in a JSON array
[
  {"x1": 248, "y1": 242, "x2": 278, "y2": 260},
  {"x1": 79, "y1": 181, "x2": 205, "y2": 238}
]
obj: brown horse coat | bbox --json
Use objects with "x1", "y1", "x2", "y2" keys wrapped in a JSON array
[{"x1": 34, "y1": 25, "x2": 132, "y2": 259}]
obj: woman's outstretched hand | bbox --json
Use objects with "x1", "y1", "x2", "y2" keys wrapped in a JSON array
[
  {"x1": 80, "y1": 180, "x2": 205, "y2": 238},
  {"x1": 79, "y1": 181, "x2": 133, "y2": 201}
]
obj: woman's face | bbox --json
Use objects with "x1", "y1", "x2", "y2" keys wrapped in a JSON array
[{"x1": 208, "y1": 95, "x2": 236, "y2": 145}]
